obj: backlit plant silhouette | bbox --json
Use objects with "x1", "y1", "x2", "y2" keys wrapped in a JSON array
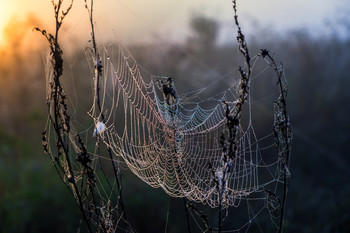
[{"x1": 36, "y1": 0, "x2": 292, "y2": 232}]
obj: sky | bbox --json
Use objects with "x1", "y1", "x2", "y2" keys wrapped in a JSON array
[{"x1": 0, "y1": 0, "x2": 349, "y2": 48}]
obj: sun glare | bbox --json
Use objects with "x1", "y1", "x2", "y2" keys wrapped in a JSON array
[
  {"x1": 0, "y1": 22, "x2": 5, "y2": 45},
  {"x1": 0, "y1": 3, "x2": 10, "y2": 46}
]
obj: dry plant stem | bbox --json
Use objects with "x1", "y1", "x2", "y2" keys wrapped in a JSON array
[
  {"x1": 85, "y1": 0, "x2": 101, "y2": 114},
  {"x1": 84, "y1": 0, "x2": 129, "y2": 225},
  {"x1": 263, "y1": 51, "x2": 291, "y2": 233},
  {"x1": 36, "y1": 1, "x2": 93, "y2": 232},
  {"x1": 267, "y1": 53, "x2": 291, "y2": 164},
  {"x1": 186, "y1": 202, "x2": 212, "y2": 233},
  {"x1": 42, "y1": 131, "x2": 75, "y2": 197},
  {"x1": 76, "y1": 135, "x2": 103, "y2": 232},
  {"x1": 231, "y1": 0, "x2": 252, "y2": 172},
  {"x1": 215, "y1": 1, "x2": 253, "y2": 233}
]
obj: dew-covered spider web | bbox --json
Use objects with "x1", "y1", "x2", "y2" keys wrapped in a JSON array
[
  {"x1": 42, "y1": 35, "x2": 291, "y2": 231},
  {"x1": 86, "y1": 42, "x2": 285, "y2": 209}
]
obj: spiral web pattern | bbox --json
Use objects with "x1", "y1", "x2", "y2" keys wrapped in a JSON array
[{"x1": 87, "y1": 43, "x2": 279, "y2": 208}]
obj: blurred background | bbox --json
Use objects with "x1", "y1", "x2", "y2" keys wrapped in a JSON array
[{"x1": 0, "y1": 0, "x2": 349, "y2": 232}]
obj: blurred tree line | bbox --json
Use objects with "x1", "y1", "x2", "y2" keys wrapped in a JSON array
[{"x1": 0, "y1": 14, "x2": 349, "y2": 232}]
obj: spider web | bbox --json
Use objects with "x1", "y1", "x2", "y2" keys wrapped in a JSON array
[
  {"x1": 41, "y1": 35, "x2": 289, "y2": 231},
  {"x1": 85, "y1": 42, "x2": 282, "y2": 209}
]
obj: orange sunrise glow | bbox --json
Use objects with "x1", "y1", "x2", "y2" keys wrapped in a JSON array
[
  {"x1": 0, "y1": 0, "x2": 342, "y2": 48},
  {"x1": 0, "y1": 3, "x2": 10, "y2": 45}
]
